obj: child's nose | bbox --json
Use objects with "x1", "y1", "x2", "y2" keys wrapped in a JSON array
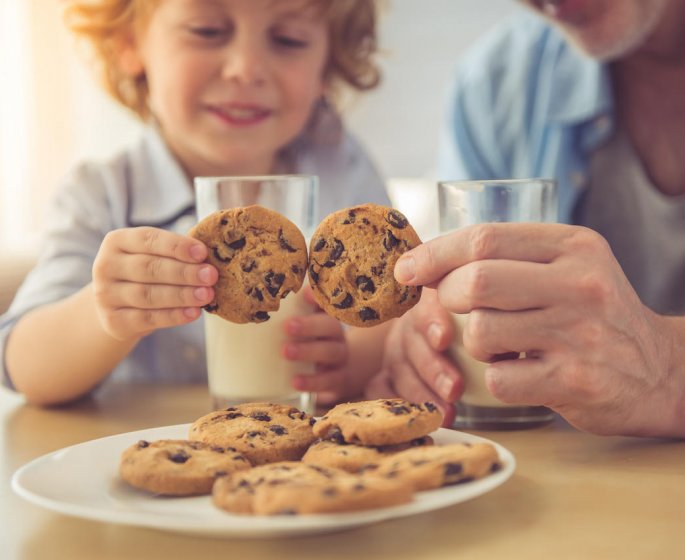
[{"x1": 221, "y1": 37, "x2": 268, "y2": 85}]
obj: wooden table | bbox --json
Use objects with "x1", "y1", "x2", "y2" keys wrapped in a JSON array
[{"x1": 2, "y1": 383, "x2": 684, "y2": 560}]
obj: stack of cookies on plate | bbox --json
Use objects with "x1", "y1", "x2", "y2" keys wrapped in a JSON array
[{"x1": 119, "y1": 399, "x2": 501, "y2": 516}]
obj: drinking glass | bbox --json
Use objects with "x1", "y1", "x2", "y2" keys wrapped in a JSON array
[
  {"x1": 438, "y1": 178, "x2": 557, "y2": 430},
  {"x1": 194, "y1": 175, "x2": 318, "y2": 413}
]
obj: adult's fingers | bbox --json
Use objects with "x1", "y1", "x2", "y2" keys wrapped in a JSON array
[
  {"x1": 401, "y1": 321, "x2": 463, "y2": 401},
  {"x1": 364, "y1": 372, "x2": 399, "y2": 400},
  {"x1": 104, "y1": 227, "x2": 209, "y2": 263},
  {"x1": 406, "y1": 288, "x2": 456, "y2": 352},
  {"x1": 436, "y1": 259, "x2": 563, "y2": 312},
  {"x1": 395, "y1": 222, "x2": 576, "y2": 286}
]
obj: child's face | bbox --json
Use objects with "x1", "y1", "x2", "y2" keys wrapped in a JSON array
[{"x1": 131, "y1": 0, "x2": 329, "y2": 177}]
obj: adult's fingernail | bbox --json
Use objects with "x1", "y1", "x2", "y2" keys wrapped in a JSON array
[
  {"x1": 394, "y1": 255, "x2": 416, "y2": 283},
  {"x1": 427, "y1": 323, "x2": 443, "y2": 349},
  {"x1": 190, "y1": 243, "x2": 205, "y2": 262},
  {"x1": 435, "y1": 373, "x2": 455, "y2": 400}
]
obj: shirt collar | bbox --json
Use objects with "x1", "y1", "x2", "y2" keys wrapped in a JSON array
[
  {"x1": 128, "y1": 126, "x2": 195, "y2": 227},
  {"x1": 544, "y1": 27, "x2": 614, "y2": 125}
]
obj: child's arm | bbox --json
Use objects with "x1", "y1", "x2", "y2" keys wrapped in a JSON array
[{"x1": 5, "y1": 227, "x2": 217, "y2": 405}]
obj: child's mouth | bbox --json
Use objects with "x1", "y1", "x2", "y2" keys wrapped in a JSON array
[{"x1": 208, "y1": 104, "x2": 272, "y2": 126}]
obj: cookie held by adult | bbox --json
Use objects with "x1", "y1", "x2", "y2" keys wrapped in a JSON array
[
  {"x1": 308, "y1": 204, "x2": 422, "y2": 327},
  {"x1": 189, "y1": 205, "x2": 307, "y2": 324}
]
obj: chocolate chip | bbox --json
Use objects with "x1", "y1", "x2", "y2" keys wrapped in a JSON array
[
  {"x1": 242, "y1": 260, "x2": 256, "y2": 272},
  {"x1": 269, "y1": 425, "x2": 287, "y2": 436},
  {"x1": 278, "y1": 229, "x2": 297, "y2": 253},
  {"x1": 342, "y1": 210, "x2": 357, "y2": 224},
  {"x1": 383, "y1": 230, "x2": 400, "y2": 251},
  {"x1": 227, "y1": 237, "x2": 246, "y2": 250},
  {"x1": 291, "y1": 265, "x2": 301, "y2": 274},
  {"x1": 247, "y1": 430, "x2": 265, "y2": 438},
  {"x1": 359, "y1": 307, "x2": 379, "y2": 322},
  {"x1": 309, "y1": 264, "x2": 320, "y2": 284},
  {"x1": 424, "y1": 402, "x2": 438, "y2": 413},
  {"x1": 371, "y1": 263, "x2": 386, "y2": 276},
  {"x1": 224, "y1": 412, "x2": 244, "y2": 420},
  {"x1": 252, "y1": 288, "x2": 264, "y2": 301},
  {"x1": 388, "y1": 404, "x2": 411, "y2": 415},
  {"x1": 168, "y1": 451, "x2": 190, "y2": 464},
  {"x1": 329, "y1": 239, "x2": 345, "y2": 261},
  {"x1": 264, "y1": 271, "x2": 285, "y2": 297},
  {"x1": 214, "y1": 470, "x2": 228, "y2": 477},
  {"x1": 212, "y1": 246, "x2": 232, "y2": 263},
  {"x1": 313, "y1": 238, "x2": 327, "y2": 252},
  {"x1": 280, "y1": 289, "x2": 290, "y2": 299},
  {"x1": 322, "y1": 487, "x2": 338, "y2": 497},
  {"x1": 252, "y1": 412, "x2": 272, "y2": 422},
  {"x1": 398, "y1": 288, "x2": 409, "y2": 304},
  {"x1": 220, "y1": 218, "x2": 228, "y2": 225},
  {"x1": 137, "y1": 440, "x2": 150, "y2": 448},
  {"x1": 253, "y1": 311, "x2": 270, "y2": 322},
  {"x1": 444, "y1": 462, "x2": 463, "y2": 478},
  {"x1": 386, "y1": 210, "x2": 409, "y2": 229},
  {"x1": 356, "y1": 275, "x2": 375, "y2": 293},
  {"x1": 203, "y1": 303, "x2": 219, "y2": 312},
  {"x1": 333, "y1": 293, "x2": 353, "y2": 309}
]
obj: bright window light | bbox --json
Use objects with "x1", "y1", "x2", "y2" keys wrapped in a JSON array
[{"x1": 0, "y1": 1, "x2": 31, "y2": 249}]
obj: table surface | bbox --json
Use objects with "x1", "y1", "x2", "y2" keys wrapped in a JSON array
[{"x1": 2, "y1": 383, "x2": 684, "y2": 560}]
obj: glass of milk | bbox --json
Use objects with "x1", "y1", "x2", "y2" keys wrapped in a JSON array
[
  {"x1": 438, "y1": 178, "x2": 557, "y2": 430},
  {"x1": 194, "y1": 175, "x2": 319, "y2": 413}
]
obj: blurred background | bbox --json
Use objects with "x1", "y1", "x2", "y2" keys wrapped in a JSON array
[{"x1": 0, "y1": 0, "x2": 518, "y2": 310}]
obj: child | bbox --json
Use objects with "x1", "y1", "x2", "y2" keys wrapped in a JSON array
[{"x1": 0, "y1": 0, "x2": 391, "y2": 406}]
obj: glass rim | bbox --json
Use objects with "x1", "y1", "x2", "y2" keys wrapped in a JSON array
[
  {"x1": 194, "y1": 174, "x2": 317, "y2": 187},
  {"x1": 438, "y1": 177, "x2": 556, "y2": 188}
]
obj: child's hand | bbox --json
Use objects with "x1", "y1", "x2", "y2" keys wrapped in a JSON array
[
  {"x1": 282, "y1": 286, "x2": 352, "y2": 405},
  {"x1": 92, "y1": 227, "x2": 218, "y2": 341}
]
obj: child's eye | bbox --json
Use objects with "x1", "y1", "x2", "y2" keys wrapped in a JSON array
[
  {"x1": 272, "y1": 35, "x2": 308, "y2": 49},
  {"x1": 188, "y1": 26, "x2": 229, "y2": 40}
]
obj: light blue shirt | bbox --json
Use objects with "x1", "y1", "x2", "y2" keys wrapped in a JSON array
[
  {"x1": 438, "y1": 13, "x2": 614, "y2": 223},
  {"x1": 0, "y1": 126, "x2": 389, "y2": 392}
]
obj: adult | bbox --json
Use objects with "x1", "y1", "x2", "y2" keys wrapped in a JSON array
[{"x1": 367, "y1": 0, "x2": 685, "y2": 437}]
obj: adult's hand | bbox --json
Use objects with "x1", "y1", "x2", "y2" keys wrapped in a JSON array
[
  {"x1": 365, "y1": 288, "x2": 463, "y2": 426},
  {"x1": 393, "y1": 223, "x2": 684, "y2": 438}
]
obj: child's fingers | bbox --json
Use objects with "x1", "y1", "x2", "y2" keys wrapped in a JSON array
[
  {"x1": 301, "y1": 285, "x2": 320, "y2": 308},
  {"x1": 107, "y1": 282, "x2": 214, "y2": 309},
  {"x1": 106, "y1": 255, "x2": 217, "y2": 286},
  {"x1": 105, "y1": 227, "x2": 208, "y2": 263},
  {"x1": 284, "y1": 313, "x2": 344, "y2": 339},
  {"x1": 283, "y1": 340, "x2": 347, "y2": 366},
  {"x1": 292, "y1": 369, "x2": 346, "y2": 395},
  {"x1": 99, "y1": 306, "x2": 200, "y2": 341}
]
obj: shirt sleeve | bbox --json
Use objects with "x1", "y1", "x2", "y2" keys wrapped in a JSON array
[{"x1": 0, "y1": 164, "x2": 116, "y2": 390}]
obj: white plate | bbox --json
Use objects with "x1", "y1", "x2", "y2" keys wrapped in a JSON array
[{"x1": 12, "y1": 424, "x2": 515, "y2": 538}]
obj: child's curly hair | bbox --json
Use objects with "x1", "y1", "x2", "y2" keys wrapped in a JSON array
[{"x1": 64, "y1": 0, "x2": 381, "y2": 121}]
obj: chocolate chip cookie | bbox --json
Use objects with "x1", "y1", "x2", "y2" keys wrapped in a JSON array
[
  {"x1": 119, "y1": 439, "x2": 251, "y2": 496},
  {"x1": 301, "y1": 436, "x2": 433, "y2": 473},
  {"x1": 189, "y1": 205, "x2": 307, "y2": 323},
  {"x1": 188, "y1": 403, "x2": 316, "y2": 465},
  {"x1": 375, "y1": 442, "x2": 501, "y2": 491},
  {"x1": 212, "y1": 461, "x2": 413, "y2": 515},
  {"x1": 313, "y1": 399, "x2": 443, "y2": 446},
  {"x1": 307, "y1": 204, "x2": 422, "y2": 327}
]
